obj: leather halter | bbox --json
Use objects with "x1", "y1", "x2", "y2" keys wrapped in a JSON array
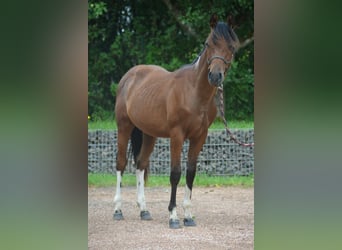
[{"x1": 207, "y1": 55, "x2": 231, "y2": 65}]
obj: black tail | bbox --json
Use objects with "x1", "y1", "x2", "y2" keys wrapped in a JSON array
[
  {"x1": 130, "y1": 127, "x2": 148, "y2": 182},
  {"x1": 131, "y1": 127, "x2": 142, "y2": 162}
]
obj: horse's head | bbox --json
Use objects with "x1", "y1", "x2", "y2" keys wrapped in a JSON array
[{"x1": 206, "y1": 14, "x2": 239, "y2": 87}]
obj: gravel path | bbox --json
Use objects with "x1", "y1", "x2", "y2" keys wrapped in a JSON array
[{"x1": 88, "y1": 186, "x2": 254, "y2": 249}]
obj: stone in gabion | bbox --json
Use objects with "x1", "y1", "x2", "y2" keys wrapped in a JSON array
[{"x1": 88, "y1": 129, "x2": 254, "y2": 176}]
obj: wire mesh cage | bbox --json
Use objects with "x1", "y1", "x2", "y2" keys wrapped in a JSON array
[{"x1": 88, "y1": 129, "x2": 254, "y2": 176}]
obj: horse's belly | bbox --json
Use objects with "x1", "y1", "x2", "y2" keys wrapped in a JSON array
[
  {"x1": 133, "y1": 120, "x2": 170, "y2": 138},
  {"x1": 127, "y1": 106, "x2": 170, "y2": 138}
]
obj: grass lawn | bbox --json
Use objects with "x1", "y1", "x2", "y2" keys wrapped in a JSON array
[{"x1": 88, "y1": 173, "x2": 254, "y2": 188}]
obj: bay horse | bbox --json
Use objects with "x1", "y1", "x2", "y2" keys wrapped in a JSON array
[{"x1": 113, "y1": 14, "x2": 239, "y2": 229}]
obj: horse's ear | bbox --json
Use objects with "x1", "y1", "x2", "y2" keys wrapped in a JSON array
[
  {"x1": 210, "y1": 13, "x2": 219, "y2": 29},
  {"x1": 227, "y1": 14, "x2": 236, "y2": 29}
]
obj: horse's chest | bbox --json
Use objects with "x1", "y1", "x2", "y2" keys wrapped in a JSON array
[
  {"x1": 199, "y1": 110, "x2": 209, "y2": 127},
  {"x1": 185, "y1": 110, "x2": 209, "y2": 138}
]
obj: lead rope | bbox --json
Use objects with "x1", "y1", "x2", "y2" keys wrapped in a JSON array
[{"x1": 217, "y1": 86, "x2": 254, "y2": 147}]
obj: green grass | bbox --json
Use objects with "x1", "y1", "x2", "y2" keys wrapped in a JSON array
[
  {"x1": 88, "y1": 173, "x2": 254, "y2": 188},
  {"x1": 88, "y1": 119, "x2": 253, "y2": 130},
  {"x1": 88, "y1": 119, "x2": 117, "y2": 130},
  {"x1": 208, "y1": 119, "x2": 254, "y2": 129}
]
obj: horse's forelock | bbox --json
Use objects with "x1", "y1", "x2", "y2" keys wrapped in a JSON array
[{"x1": 211, "y1": 22, "x2": 239, "y2": 53}]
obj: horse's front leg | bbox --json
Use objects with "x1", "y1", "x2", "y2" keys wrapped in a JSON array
[
  {"x1": 168, "y1": 133, "x2": 184, "y2": 229},
  {"x1": 183, "y1": 133, "x2": 208, "y2": 226}
]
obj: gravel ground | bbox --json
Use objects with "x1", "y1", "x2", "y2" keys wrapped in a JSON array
[{"x1": 88, "y1": 186, "x2": 254, "y2": 250}]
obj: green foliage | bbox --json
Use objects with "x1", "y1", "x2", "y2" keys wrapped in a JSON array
[
  {"x1": 225, "y1": 46, "x2": 254, "y2": 120},
  {"x1": 110, "y1": 82, "x2": 118, "y2": 97},
  {"x1": 88, "y1": 0, "x2": 254, "y2": 121}
]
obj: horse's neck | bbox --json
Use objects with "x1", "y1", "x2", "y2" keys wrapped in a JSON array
[{"x1": 192, "y1": 55, "x2": 217, "y2": 106}]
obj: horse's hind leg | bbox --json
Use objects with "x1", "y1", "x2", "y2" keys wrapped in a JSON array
[
  {"x1": 183, "y1": 132, "x2": 208, "y2": 226},
  {"x1": 113, "y1": 122, "x2": 134, "y2": 220},
  {"x1": 136, "y1": 133, "x2": 156, "y2": 220}
]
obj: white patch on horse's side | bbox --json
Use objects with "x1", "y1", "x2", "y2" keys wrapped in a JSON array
[
  {"x1": 195, "y1": 55, "x2": 201, "y2": 69},
  {"x1": 169, "y1": 207, "x2": 178, "y2": 220},
  {"x1": 183, "y1": 184, "x2": 193, "y2": 218},
  {"x1": 114, "y1": 171, "x2": 122, "y2": 211},
  {"x1": 136, "y1": 169, "x2": 147, "y2": 211}
]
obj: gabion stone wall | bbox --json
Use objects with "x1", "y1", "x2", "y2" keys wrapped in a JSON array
[{"x1": 88, "y1": 129, "x2": 254, "y2": 176}]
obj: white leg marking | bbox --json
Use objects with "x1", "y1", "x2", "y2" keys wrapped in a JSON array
[
  {"x1": 136, "y1": 169, "x2": 147, "y2": 211},
  {"x1": 114, "y1": 171, "x2": 122, "y2": 211},
  {"x1": 169, "y1": 207, "x2": 178, "y2": 221},
  {"x1": 183, "y1": 185, "x2": 193, "y2": 219}
]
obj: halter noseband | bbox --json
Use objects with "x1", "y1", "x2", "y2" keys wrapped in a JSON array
[{"x1": 207, "y1": 55, "x2": 232, "y2": 66}]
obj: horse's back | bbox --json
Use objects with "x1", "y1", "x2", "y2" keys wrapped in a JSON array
[
  {"x1": 121, "y1": 64, "x2": 169, "y2": 83},
  {"x1": 117, "y1": 65, "x2": 169, "y2": 97},
  {"x1": 117, "y1": 64, "x2": 171, "y2": 99}
]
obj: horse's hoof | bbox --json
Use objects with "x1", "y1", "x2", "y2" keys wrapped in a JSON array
[
  {"x1": 183, "y1": 218, "x2": 196, "y2": 227},
  {"x1": 169, "y1": 219, "x2": 181, "y2": 229},
  {"x1": 140, "y1": 210, "x2": 152, "y2": 220},
  {"x1": 113, "y1": 210, "x2": 124, "y2": 220}
]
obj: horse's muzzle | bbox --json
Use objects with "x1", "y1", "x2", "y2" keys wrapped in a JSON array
[{"x1": 208, "y1": 72, "x2": 224, "y2": 87}]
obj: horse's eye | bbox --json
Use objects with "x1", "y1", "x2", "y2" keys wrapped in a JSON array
[{"x1": 205, "y1": 42, "x2": 209, "y2": 48}]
